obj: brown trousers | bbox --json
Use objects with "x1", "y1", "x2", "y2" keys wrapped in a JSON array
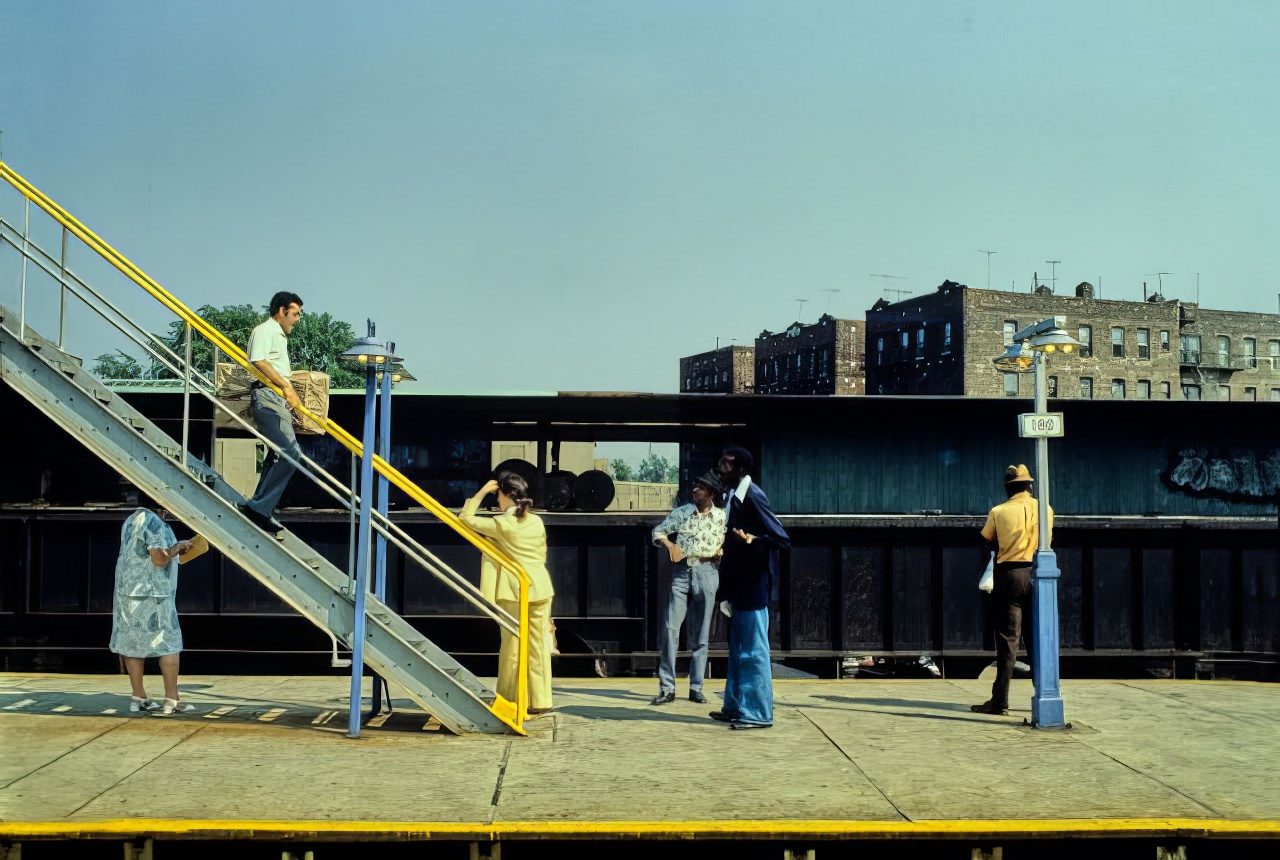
[{"x1": 989, "y1": 563, "x2": 1034, "y2": 708}]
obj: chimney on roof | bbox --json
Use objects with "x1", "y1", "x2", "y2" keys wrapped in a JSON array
[{"x1": 1075, "y1": 281, "x2": 1095, "y2": 299}]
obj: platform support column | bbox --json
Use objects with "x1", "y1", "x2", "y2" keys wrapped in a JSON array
[
  {"x1": 469, "y1": 842, "x2": 501, "y2": 860},
  {"x1": 123, "y1": 838, "x2": 153, "y2": 860}
]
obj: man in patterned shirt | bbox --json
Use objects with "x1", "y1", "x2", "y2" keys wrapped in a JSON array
[{"x1": 649, "y1": 470, "x2": 728, "y2": 705}]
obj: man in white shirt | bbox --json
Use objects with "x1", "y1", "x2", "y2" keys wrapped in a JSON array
[
  {"x1": 649, "y1": 470, "x2": 727, "y2": 705},
  {"x1": 236, "y1": 292, "x2": 303, "y2": 534}
]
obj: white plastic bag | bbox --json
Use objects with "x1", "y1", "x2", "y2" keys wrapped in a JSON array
[{"x1": 978, "y1": 551, "x2": 995, "y2": 593}]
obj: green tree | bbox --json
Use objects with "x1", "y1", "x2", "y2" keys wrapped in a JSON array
[
  {"x1": 608, "y1": 459, "x2": 635, "y2": 481},
  {"x1": 92, "y1": 349, "x2": 144, "y2": 379},
  {"x1": 637, "y1": 453, "x2": 678, "y2": 484},
  {"x1": 153, "y1": 303, "x2": 362, "y2": 389}
]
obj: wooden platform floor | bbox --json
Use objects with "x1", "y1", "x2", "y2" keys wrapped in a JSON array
[{"x1": 1, "y1": 673, "x2": 1278, "y2": 843}]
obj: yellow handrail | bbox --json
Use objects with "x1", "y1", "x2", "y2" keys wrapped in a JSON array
[{"x1": 0, "y1": 161, "x2": 531, "y2": 725}]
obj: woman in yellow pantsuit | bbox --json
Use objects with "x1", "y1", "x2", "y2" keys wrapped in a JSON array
[{"x1": 460, "y1": 472, "x2": 555, "y2": 714}]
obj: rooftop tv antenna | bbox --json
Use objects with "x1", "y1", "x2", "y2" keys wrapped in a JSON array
[
  {"x1": 1148, "y1": 272, "x2": 1170, "y2": 295},
  {"x1": 979, "y1": 250, "x2": 996, "y2": 289},
  {"x1": 820, "y1": 288, "x2": 841, "y2": 313},
  {"x1": 871, "y1": 274, "x2": 911, "y2": 301},
  {"x1": 1044, "y1": 260, "x2": 1061, "y2": 292},
  {"x1": 795, "y1": 298, "x2": 809, "y2": 319}
]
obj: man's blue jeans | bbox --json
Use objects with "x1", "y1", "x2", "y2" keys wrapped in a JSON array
[{"x1": 657, "y1": 561, "x2": 719, "y2": 695}]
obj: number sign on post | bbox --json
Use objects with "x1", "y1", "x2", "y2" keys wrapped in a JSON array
[{"x1": 1018, "y1": 412, "x2": 1065, "y2": 438}]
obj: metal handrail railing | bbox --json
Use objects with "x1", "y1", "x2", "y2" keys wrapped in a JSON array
[{"x1": 0, "y1": 161, "x2": 531, "y2": 724}]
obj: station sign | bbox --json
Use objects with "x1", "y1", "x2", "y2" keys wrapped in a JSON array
[{"x1": 1018, "y1": 412, "x2": 1064, "y2": 438}]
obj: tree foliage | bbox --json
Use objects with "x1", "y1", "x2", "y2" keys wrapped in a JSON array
[
  {"x1": 92, "y1": 349, "x2": 144, "y2": 380},
  {"x1": 89, "y1": 303, "x2": 362, "y2": 388},
  {"x1": 637, "y1": 453, "x2": 678, "y2": 484},
  {"x1": 608, "y1": 459, "x2": 635, "y2": 482}
]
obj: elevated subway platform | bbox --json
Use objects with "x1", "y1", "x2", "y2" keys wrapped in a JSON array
[{"x1": 1, "y1": 674, "x2": 1278, "y2": 857}]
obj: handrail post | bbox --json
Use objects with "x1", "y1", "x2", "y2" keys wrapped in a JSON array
[
  {"x1": 209, "y1": 345, "x2": 219, "y2": 466},
  {"x1": 181, "y1": 322, "x2": 192, "y2": 466},
  {"x1": 57, "y1": 226, "x2": 68, "y2": 348},
  {"x1": 18, "y1": 198, "x2": 29, "y2": 343},
  {"x1": 347, "y1": 362, "x2": 379, "y2": 739}
]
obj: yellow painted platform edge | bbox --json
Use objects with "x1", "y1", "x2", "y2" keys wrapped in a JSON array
[{"x1": 2, "y1": 819, "x2": 1278, "y2": 840}]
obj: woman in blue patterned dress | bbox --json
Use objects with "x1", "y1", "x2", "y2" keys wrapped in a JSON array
[{"x1": 110, "y1": 507, "x2": 201, "y2": 715}]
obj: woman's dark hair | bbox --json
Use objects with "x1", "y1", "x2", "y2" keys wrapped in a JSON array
[
  {"x1": 497, "y1": 471, "x2": 534, "y2": 520},
  {"x1": 268, "y1": 291, "x2": 304, "y2": 316}
]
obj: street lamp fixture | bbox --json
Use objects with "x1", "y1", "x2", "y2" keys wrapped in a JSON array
[
  {"x1": 991, "y1": 316, "x2": 1080, "y2": 730},
  {"x1": 340, "y1": 334, "x2": 400, "y2": 371}
]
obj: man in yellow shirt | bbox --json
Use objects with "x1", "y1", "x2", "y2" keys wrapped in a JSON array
[{"x1": 972, "y1": 464, "x2": 1053, "y2": 716}]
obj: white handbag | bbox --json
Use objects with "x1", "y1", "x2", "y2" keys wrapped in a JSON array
[{"x1": 978, "y1": 551, "x2": 995, "y2": 593}]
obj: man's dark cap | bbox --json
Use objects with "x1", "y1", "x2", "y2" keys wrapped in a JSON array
[{"x1": 694, "y1": 470, "x2": 726, "y2": 495}]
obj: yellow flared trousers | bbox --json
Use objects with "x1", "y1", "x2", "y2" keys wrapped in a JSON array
[{"x1": 497, "y1": 597, "x2": 554, "y2": 710}]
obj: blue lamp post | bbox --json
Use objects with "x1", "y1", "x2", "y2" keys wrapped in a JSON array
[
  {"x1": 369, "y1": 349, "x2": 414, "y2": 719},
  {"x1": 993, "y1": 317, "x2": 1080, "y2": 729},
  {"x1": 339, "y1": 323, "x2": 400, "y2": 739}
]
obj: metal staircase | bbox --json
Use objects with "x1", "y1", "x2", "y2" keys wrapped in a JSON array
[{"x1": 0, "y1": 162, "x2": 532, "y2": 735}]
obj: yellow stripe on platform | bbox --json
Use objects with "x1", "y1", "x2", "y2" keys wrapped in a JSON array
[{"x1": 3, "y1": 819, "x2": 1279, "y2": 841}]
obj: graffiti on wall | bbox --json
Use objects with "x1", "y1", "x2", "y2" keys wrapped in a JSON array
[{"x1": 1165, "y1": 447, "x2": 1280, "y2": 501}]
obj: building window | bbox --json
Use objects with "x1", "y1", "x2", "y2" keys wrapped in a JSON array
[
  {"x1": 1078, "y1": 326, "x2": 1092, "y2": 357},
  {"x1": 944, "y1": 323, "x2": 952, "y2": 350},
  {"x1": 1180, "y1": 334, "x2": 1201, "y2": 365},
  {"x1": 1182, "y1": 383, "x2": 1202, "y2": 401},
  {"x1": 1003, "y1": 373, "x2": 1019, "y2": 397},
  {"x1": 1003, "y1": 322, "x2": 1018, "y2": 346},
  {"x1": 1269, "y1": 339, "x2": 1280, "y2": 370},
  {"x1": 1217, "y1": 336, "x2": 1231, "y2": 368},
  {"x1": 916, "y1": 328, "x2": 925, "y2": 358},
  {"x1": 1080, "y1": 377, "x2": 1093, "y2": 399},
  {"x1": 1244, "y1": 386, "x2": 1257, "y2": 401},
  {"x1": 1137, "y1": 329, "x2": 1150, "y2": 359},
  {"x1": 1160, "y1": 382, "x2": 1171, "y2": 399},
  {"x1": 1272, "y1": 388, "x2": 1280, "y2": 402},
  {"x1": 901, "y1": 331, "x2": 909, "y2": 357},
  {"x1": 1111, "y1": 327, "x2": 1125, "y2": 358},
  {"x1": 1137, "y1": 380, "x2": 1151, "y2": 400},
  {"x1": 1047, "y1": 375, "x2": 1058, "y2": 397},
  {"x1": 1243, "y1": 337, "x2": 1256, "y2": 369},
  {"x1": 1111, "y1": 379, "x2": 1126, "y2": 399},
  {"x1": 1217, "y1": 384, "x2": 1230, "y2": 401},
  {"x1": 1160, "y1": 330, "x2": 1170, "y2": 352},
  {"x1": 876, "y1": 338, "x2": 884, "y2": 366}
]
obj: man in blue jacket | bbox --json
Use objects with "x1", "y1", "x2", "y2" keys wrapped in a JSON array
[{"x1": 709, "y1": 446, "x2": 790, "y2": 729}]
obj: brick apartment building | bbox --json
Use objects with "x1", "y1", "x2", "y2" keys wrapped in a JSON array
[
  {"x1": 754, "y1": 315, "x2": 866, "y2": 395},
  {"x1": 865, "y1": 280, "x2": 1280, "y2": 401},
  {"x1": 679, "y1": 345, "x2": 755, "y2": 393},
  {"x1": 679, "y1": 316, "x2": 866, "y2": 395}
]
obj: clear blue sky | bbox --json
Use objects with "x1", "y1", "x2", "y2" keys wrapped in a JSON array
[{"x1": 2, "y1": 1, "x2": 1277, "y2": 393}]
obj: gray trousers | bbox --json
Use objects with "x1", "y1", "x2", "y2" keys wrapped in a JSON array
[
  {"x1": 658, "y1": 561, "x2": 720, "y2": 694},
  {"x1": 247, "y1": 388, "x2": 300, "y2": 516}
]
